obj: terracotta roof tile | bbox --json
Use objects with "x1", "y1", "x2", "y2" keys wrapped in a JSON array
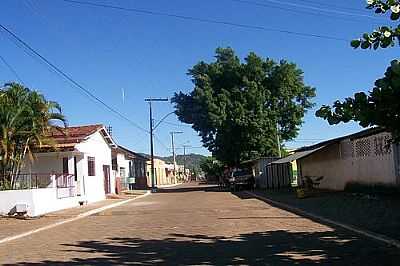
[{"x1": 38, "y1": 124, "x2": 104, "y2": 152}]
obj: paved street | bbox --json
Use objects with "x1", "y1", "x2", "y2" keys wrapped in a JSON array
[{"x1": 1, "y1": 183, "x2": 400, "y2": 265}]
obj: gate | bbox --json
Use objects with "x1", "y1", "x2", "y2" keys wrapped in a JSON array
[
  {"x1": 265, "y1": 163, "x2": 293, "y2": 189},
  {"x1": 56, "y1": 174, "x2": 76, "y2": 199}
]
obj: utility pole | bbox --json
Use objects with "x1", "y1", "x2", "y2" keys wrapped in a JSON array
[
  {"x1": 170, "y1": 131, "x2": 183, "y2": 184},
  {"x1": 145, "y1": 98, "x2": 168, "y2": 192}
]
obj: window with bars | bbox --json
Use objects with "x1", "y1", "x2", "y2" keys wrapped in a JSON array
[{"x1": 88, "y1": 156, "x2": 96, "y2": 176}]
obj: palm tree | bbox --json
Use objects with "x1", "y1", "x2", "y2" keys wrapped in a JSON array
[{"x1": 0, "y1": 82, "x2": 66, "y2": 189}]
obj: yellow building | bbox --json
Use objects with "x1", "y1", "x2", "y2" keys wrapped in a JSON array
[{"x1": 146, "y1": 158, "x2": 174, "y2": 186}]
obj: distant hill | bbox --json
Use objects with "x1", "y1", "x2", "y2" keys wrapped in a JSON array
[
  {"x1": 140, "y1": 153, "x2": 207, "y2": 174},
  {"x1": 159, "y1": 153, "x2": 207, "y2": 171},
  {"x1": 139, "y1": 153, "x2": 207, "y2": 172}
]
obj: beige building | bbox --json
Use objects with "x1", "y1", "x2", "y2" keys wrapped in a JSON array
[
  {"x1": 146, "y1": 158, "x2": 176, "y2": 187},
  {"x1": 276, "y1": 128, "x2": 400, "y2": 191}
]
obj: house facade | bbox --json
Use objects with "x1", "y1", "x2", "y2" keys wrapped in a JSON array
[
  {"x1": 145, "y1": 158, "x2": 179, "y2": 187},
  {"x1": 0, "y1": 124, "x2": 117, "y2": 216},
  {"x1": 112, "y1": 146, "x2": 148, "y2": 190},
  {"x1": 282, "y1": 128, "x2": 400, "y2": 191}
]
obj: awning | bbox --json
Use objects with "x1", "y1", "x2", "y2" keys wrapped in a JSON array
[{"x1": 271, "y1": 145, "x2": 326, "y2": 164}]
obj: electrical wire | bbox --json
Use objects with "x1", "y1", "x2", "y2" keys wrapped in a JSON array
[
  {"x1": 293, "y1": 0, "x2": 366, "y2": 13},
  {"x1": 159, "y1": 120, "x2": 193, "y2": 128},
  {"x1": 0, "y1": 23, "x2": 149, "y2": 134},
  {"x1": 153, "y1": 134, "x2": 172, "y2": 153},
  {"x1": 228, "y1": 0, "x2": 372, "y2": 23},
  {"x1": 261, "y1": 0, "x2": 381, "y2": 20},
  {"x1": 0, "y1": 54, "x2": 24, "y2": 84},
  {"x1": 60, "y1": 0, "x2": 349, "y2": 42}
]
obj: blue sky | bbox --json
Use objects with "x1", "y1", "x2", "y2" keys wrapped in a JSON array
[{"x1": 0, "y1": 0, "x2": 398, "y2": 156}]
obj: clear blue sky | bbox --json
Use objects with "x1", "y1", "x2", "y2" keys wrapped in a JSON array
[{"x1": 0, "y1": 0, "x2": 398, "y2": 156}]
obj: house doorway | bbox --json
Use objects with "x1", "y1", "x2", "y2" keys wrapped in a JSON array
[{"x1": 103, "y1": 165, "x2": 111, "y2": 194}]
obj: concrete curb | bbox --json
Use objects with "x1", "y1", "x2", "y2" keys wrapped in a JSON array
[
  {"x1": 0, "y1": 191, "x2": 151, "y2": 245},
  {"x1": 245, "y1": 191, "x2": 400, "y2": 249},
  {"x1": 157, "y1": 183, "x2": 183, "y2": 188}
]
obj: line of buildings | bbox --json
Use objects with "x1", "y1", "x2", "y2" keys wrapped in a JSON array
[
  {"x1": 251, "y1": 127, "x2": 400, "y2": 191},
  {"x1": 0, "y1": 124, "x2": 189, "y2": 217}
]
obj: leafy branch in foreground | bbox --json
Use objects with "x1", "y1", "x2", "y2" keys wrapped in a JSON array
[
  {"x1": 316, "y1": 60, "x2": 400, "y2": 140},
  {"x1": 351, "y1": 0, "x2": 400, "y2": 49}
]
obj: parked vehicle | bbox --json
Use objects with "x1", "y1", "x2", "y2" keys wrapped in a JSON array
[{"x1": 228, "y1": 169, "x2": 255, "y2": 191}]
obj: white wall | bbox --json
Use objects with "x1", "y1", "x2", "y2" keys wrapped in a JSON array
[
  {"x1": 117, "y1": 153, "x2": 129, "y2": 177},
  {"x1": 299, "y1": 132, "x2": 398, "y2": 190},
  {"x1": 0, "y1": 189, "x2": 34, "y2": 216},
  {"x1": 76, "y1": 131, "x2": 113, "y2": 202},
  {"x1": 0, "y1": 188, "x2": 82, "y2": 217}
]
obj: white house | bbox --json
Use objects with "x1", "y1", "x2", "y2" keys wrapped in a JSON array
[{"x1": 0, "y1": 124, "x2": 117, "y2": 217}]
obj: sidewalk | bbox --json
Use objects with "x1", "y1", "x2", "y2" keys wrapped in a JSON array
[
  {"x1": 247, "y1": 189, "x2": 400, "y2": 246},
  {"x1": 0, "y1": 191, "x2": 147, "y2": 242}
]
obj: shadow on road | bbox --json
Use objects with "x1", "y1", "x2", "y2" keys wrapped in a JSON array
[{"x1": 12, "y1": 230, "x2": 400, "y2": 265}]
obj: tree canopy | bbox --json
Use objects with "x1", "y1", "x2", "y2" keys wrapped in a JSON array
[
  {"x1": 0, "y1": 83, "x2": 66, "y2": 189},
  {"x1": 172, "y1": 48, "x2": 315, "y2": 166},
  {"x1": 316, "y1": 1, "x2": 400, "y2": 140}
]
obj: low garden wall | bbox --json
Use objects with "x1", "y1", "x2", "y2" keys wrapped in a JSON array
[{"x1": 0, "y1": 188, "x2": 81, "y2": 217}]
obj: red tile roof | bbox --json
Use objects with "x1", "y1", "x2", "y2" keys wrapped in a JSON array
[
  {"x1": 48, "y1": 124, "x2": 104, "y2": 145},
  {"x1": 38, "y1": 124, "x2": 105, "y2": 151}
]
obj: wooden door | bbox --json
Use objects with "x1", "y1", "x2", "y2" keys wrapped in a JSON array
[{"x1": 103, "y1": 165, "x2": 111, "y2": 194}]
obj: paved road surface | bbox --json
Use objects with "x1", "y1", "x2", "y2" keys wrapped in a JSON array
[{"x1": 1, "y1": 183, "x2": 399, "y2": 265}]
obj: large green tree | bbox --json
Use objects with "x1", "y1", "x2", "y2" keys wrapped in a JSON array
[
  {"x1": 316, "y1": 1, "x2": 400, "y2": 140},
  {"x1": 172, "y1": 48, "x2": 315, "y2": 166},
  {"x1": 0, "y1": 83, "x2": 66, "y2": 189}
]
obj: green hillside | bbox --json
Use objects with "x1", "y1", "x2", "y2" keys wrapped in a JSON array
[{"x1": 159, "y1": 153, "x2": 207, "y2": 172}]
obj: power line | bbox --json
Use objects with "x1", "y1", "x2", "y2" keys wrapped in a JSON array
[
  {"x1": 228, "y1": 0, "x2": 371, "y2": 23},
  {"x1": 293, "y1": 0, "x2": 365, "y2": 13},
  {"x1": 0, "y1": 54, "x2": 24, "y2": 84},
  {"x1": 60, "y1": 0, "x2": 349, "y2": 42},
  {"x1": 159, "y1": 120, "x2": 193, "y2": 128},
  {"x1": 153, "y1": 134, "x2": 172, "y2": 153},
  {"x1": 175, "y1": 146, "x2": 205, "y2": 150},
  {"x1": 261, "y1": 0, "x2": 382, "y2": 20},
  {"x1": 0, "y1": 23, "x2": 149, "y2": 134}
]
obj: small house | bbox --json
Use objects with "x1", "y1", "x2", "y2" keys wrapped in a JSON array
[
  {"x1": 0, "y1": 124, "x2": 116, "y2": 216},
  {"x1": 112, "y1": 146, "x2": 148, "y2": 190},
  {"x1": 274, "y1": 127, "x2": 400, "y2": 191}
]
